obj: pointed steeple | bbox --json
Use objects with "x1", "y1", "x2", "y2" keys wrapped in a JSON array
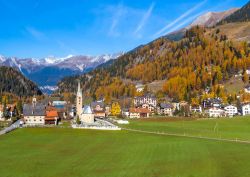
[
  {"x1": 76, "y1": 80, "x2": 83, "y2": 117},
  {"x1": 77, "y1": 81, "x2": 82, "y2": 97}
]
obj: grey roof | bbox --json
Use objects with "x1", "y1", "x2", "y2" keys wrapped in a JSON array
[
  {"x1": 204, "y1": 98, "x2": 222, "y2": 104},
  {"x1": 82, "y1": 105, "x2": 93, "y2": 114},
  {"x1": 23, "y1": 103, "x2": 46, "y2": 116},
  {"x1": 91, "y1": 101, "x2": 104, "y2": 108},
  {"x1": 159, "y1": 103, "x2": 173, "y2": 109},
  {"x1": 134, "y1": 94, "x2": 156, "y2": 99}
]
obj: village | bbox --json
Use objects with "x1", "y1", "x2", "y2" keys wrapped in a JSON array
[{"x1": 1, "y1": 81, "x2": 250, "y2": 131}]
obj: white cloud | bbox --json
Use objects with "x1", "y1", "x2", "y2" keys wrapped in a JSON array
[
  {"x1": 134, "y1": 2, "x2": 155, "y2": 36},
  {"x1": 26, "y1": 26, "x2": 47, "y2": 41},
  {"x1": 109, "y1": 3, "x2": 127, "y2": 37},
  {"x1": 153, "y1": 0, "x2": 207, "y2": 37},
  {"x1": 164, "y1": 11, "x2": 206, "y2": 35}
]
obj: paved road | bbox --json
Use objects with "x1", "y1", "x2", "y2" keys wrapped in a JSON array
[
  {"x1": 0, "y1": 119, "x2": 21, "y2": 135},
  {"x1": 122, "y1": 128, "x2": 250, "y2": 145}
]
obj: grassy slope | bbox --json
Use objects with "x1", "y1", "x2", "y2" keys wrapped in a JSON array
[
  {"x1": 213, "y1": 22, "x2": 250, "y2": 42},
  {"x1": 148, "y1": 80, "x2": 166, "y2": 93},
  {"x1": 224, "y1": 76, "x2": 245, "y2": 94}
]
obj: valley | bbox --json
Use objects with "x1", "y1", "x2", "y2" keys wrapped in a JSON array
[{"x1": 1, "y1": 1, "x2": 250, "y2": 177}]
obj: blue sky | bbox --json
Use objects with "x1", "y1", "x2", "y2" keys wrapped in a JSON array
[{"x1": 0, "y1": 0, "x2": 248, "y2": 58}]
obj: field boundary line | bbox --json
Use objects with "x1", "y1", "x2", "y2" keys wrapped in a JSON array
[{"x1": 122, "y1": 128, "x2": 250, "y2": 144}]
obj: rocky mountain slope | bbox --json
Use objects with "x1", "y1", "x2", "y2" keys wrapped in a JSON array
[
  {"x1": 164, "y1": 8, "x2": 239, "y2": 41},
  {"x1": 189, "y1": 8, "x2": 239, "y2": 27}
]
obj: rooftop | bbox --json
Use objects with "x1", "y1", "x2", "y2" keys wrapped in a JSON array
[
  {"x1": 129, "y1": 108, "x2": 151, "y2": 113},
  {"x1": 82, "y1": 105, "x2": 93, "y2": 114},
  {"x1": 23, "y1": 103, "x2": 46, "y2": 116},
  {"x1": 46, "y1": 110, "x2": 58, "y2": 118}
]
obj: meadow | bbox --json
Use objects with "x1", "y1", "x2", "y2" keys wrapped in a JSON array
[
  {"x1": 0, "y1": 117, "x2": 250, "y2": 177},
  {"x1": 121, "y1": 117, "x2": 250, "y2": 141}
]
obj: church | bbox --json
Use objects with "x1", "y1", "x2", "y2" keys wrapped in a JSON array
[{"x1": 76, "y1": 81, "x2": 95, "y2": 124}]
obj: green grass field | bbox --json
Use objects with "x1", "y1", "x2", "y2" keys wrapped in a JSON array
[
  {"x1": 121, "y1": 117, "x2": 250, "y2": 141},
  {"x1": 0, "y1": 118, "x2": 250, "y2": 177}
]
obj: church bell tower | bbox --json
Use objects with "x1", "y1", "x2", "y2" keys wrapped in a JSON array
[{"x1": 76, "y1": 81, "x2": 83, "y2": 117}]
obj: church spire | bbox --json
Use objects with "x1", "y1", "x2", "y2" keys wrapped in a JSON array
[
  {"x1": 78, "y1": 81, "x2": 81, "y2": 92},
  {"x1": 77, "y1": 80, "x2": 82, "y2": 97},
  {"x1": 76, "y1": 80, "x2": 83, "y2": 117}
]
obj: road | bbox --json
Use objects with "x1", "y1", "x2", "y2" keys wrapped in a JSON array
[{"x1": 0, "y1": 119, "x2": 21, "y2": 135}]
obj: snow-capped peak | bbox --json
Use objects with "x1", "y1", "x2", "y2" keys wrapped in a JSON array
[
  {"x1": 60, "y1": 54, "x2": 74, "y2": 60},
  {"x1": 0, "y1": 55, "x2": 6, "y2": 62},
  {"x1": 90, "y1": 53, "x2": 122, "y2": 63}
]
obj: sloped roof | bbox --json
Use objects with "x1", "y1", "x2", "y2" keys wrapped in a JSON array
[
  {"x1": 91, "y1": 101, "x2": 104, "y2": 108},
  {"x1": 129, "y1": 108, "x2": 151, "y2": 113},
  {"x1": 46, "y1": 110, "x2": 58, "y2": 117},
  {"x1": 134, "y1": 94, "x2": 156, "y2": 99},
  {"x1": 82, "y1": 105, "x2": 93, "y2": 114},
  {"x1": 23, "y1": 103, "x2": 46, "y2": 116},
  {"x1": 159, "y1": 103, "x2": 173, "y2": 109}
]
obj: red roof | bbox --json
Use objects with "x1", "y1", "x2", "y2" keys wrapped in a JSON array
[
  {"x1": 46, "y1": 110, "x2": 58, "y2": 118},
  {"x1": 129, "y1": 108, "x2": 151, "y2": 114}
]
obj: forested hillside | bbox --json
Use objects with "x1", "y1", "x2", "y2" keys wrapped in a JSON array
[
  {"x1": 58, "y1": 26, "x2": 250, "y2": 103},
  {"x1": 219, "y1": 1, "x2": 250, "y2": 24},
  {"x1": 0, "y1": 66, "x2": 42, "y2": 97}
]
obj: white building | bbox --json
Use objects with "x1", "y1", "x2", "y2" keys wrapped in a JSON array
[
  {"x1": 134, "y1": 95, "x2": 157, "y2": 111},
  {"x1": 242, "y1": 104, "x2": 250, "y2": 116},
  {"x1": 129, "y1": 108, "x2": 150, "y2": 118},
  {"x1": 224, "y1": 105, "x2": 237, "y2": 117},
  {"x1": 141, "y1": 103, "x2": 155, "y2": 112},
  {"x1": 122, "y1": 109, "x2": 130, "y2": 117},
  {"x1": 80, "y1": 106, "x2": 95, "y2": 123},
  {"x1": 190, "y1": 105, "x2": 202, "y2": 113},
  {"x1": 157, "y1": 103, "x2": 173, "y2": 116},
  {"x1": 75, "y1": 82, "x2": 95, "y2": 123},
  {"x1": 23, "y1": 98, "x2": 46, "y2": 125},
  {"x1": 208, "y1": 107, "x2": 225, "y2": 117}
]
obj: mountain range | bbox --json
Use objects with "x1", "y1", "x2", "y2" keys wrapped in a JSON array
[
  {"x1": 0, "y1": 53, "x2": 122, "y2": 93},
  {"x1": 1, "y1": 0, "x2": 250, "y2": 96}
]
